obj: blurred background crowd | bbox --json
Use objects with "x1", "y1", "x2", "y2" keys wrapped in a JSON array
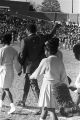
[{"x1": 0, "y1": 13, "x2": 80, "y2": 50}]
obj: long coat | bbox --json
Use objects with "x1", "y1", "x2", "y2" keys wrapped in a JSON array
[
  {"x1": 19, "y1": 33, "x2": 56, "y2": 74},
  {"x1": 19, "y1": 33, "x2": 46, "y2": 74},
  {"x1": 19, "y1": 24, "x2": 59, "y2": 74}
]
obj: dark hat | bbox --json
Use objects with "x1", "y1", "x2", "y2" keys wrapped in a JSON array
[
  {"x1": 45, "y1": 37, "x2": 59, "y2": 54},
  {"x1": 45, "y1": 37, "x2": 59, "y2": 47}
]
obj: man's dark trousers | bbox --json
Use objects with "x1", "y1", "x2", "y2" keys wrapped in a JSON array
[{"x1": 22, "y1": 73, "x2": 40, "y2": 104}]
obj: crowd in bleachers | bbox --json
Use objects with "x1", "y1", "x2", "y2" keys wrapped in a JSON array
[
  {"x1": 0, "y1": 13, "x2": 80, "y2": 50},
  {"x1": 58, "y1": 23, "x2": 80, "y2": 50}
]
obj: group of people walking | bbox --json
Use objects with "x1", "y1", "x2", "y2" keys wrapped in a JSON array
[{"x1": 0, "y1": 22, "x2": 80, "y2": 120}]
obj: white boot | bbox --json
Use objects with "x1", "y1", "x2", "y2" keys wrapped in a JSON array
[
  {"x1": 0, "y1": 100, "x2": 3, "y2": 112},
  {"x1": 39, "y1": 118, "x2": 45, "y2": 120},
  {"x1": 0, "y1": 100, "x2": 2, "y2": 111},
  {"x1": 0, "y1": 100, "x2": 2, "y2": 107},
  {"x1": 8, "y1": 103, "x2": 15, "y2": 115}
]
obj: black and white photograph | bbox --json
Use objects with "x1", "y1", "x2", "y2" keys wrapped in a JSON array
[{"x1": 0, "y1": 0, "x2": 80, "y2": 120}]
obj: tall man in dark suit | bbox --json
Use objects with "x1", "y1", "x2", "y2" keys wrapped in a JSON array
[{"x1": 17, "y1": 23, "x2": 61, "y2": 107}]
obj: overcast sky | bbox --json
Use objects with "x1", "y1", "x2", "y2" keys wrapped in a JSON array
[
  {"x1": 59, "y1": 0, "x2": 79, "y2": 13},
  {"x1": 8, "y1": 0, "x2": 80, "y2": 13}
]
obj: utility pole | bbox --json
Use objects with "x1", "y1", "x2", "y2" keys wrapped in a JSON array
[{"x1": 72, "y1": 0, "x2": 73, "y2": 13}]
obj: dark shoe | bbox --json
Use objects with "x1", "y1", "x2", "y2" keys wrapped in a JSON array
[
  {"x1": 60, "y1": 107, "x2": 73, "y2": 117},
  {"x1": 16, "y1": 101, "x2": 25, "y2": 107},
  {"x1": 33, "y1": 110, "x2": 41, "y2": 115}
]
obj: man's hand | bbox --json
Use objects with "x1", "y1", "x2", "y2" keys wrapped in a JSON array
[{"x1": 69, "y1": 86, "x2": 77, "y2": 91}]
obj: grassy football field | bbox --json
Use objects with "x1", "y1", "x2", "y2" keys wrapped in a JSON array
[{"x1": 0, "y1": 42, "x2": 80, "y2": 120}]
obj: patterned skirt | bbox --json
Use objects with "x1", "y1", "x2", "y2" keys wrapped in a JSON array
[
  {"x1": 38, "y1": 80, "x2": 74, "y2": 109},
  {"x1": 55, "y1": 83, "x2": 74, "y2": 108}
]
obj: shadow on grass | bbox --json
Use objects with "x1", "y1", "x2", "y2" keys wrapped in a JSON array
[{"x1": 11, "y1": 112, "x2": 28, "y2": 116}]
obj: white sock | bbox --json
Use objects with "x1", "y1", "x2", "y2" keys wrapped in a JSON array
[
  {"x1": 39, "y1": 118, "x2": 45, "y2": 120},
  {"x1": 10, "y1": 103, "x2": 15, "y2": 108},
  {"x1": 8, "y1": 103, "x2": 15, "y2": 115},
  {"x1": 0, "y1": 100, "x2": 2, "y2": 108}
]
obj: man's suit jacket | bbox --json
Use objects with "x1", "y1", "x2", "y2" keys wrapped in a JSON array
[
  {"x1": 19, "y1": 33, "x2": 45, "y2": 74},
  {"x1": 19, "y1": 24, "x2": 58, "y2": 74}
]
